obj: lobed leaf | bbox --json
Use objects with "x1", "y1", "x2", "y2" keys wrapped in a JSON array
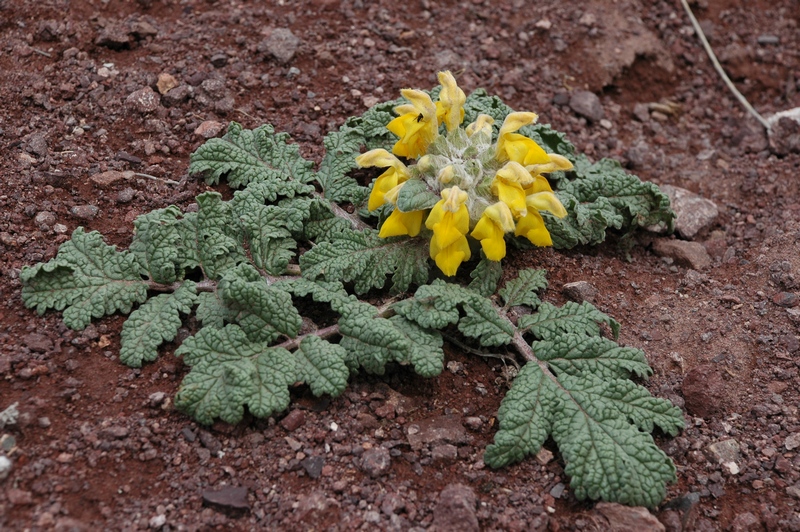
[
  {"x1": 316, "y1": 127, "x2": 368, "y2": 204},
  {"x1": 468, "y1": 255, "x2": 503, "y2": 297},
  {"x1": 499, "y1": 268, "x2": 548, "y2": 309},
  {"x1": 519, "y1": 301, "x2": 620, "y2": 340},
  {"x1": 189, "y1": 122, "x2": 315, "y2": 188},
  {"x1": 486, "y1": 361, "x2": 683, "y2": 507},
  {"x1": 120, "y1": 281, "x2": 197, "y2": 367},
  {"x1": 389, "y1": 315, "x2": 444, "y2": 378},
  {"x1": 394, "y1": 280, "x2": 513, "y2": 346},
  {"x1": 337, "y1": 301, "x2": 411, "y2": 375},
  {"x1": 293, "y1": 335, "x2": 349, "y2": 397},
  {"x1": 300, "y1": 228, "x2": 429, "y2": 294},
  {"x1": 395, "y1": 178, "x2": 439, "y2": 213},
  {"x1": 532, "y1": 334, "x2": 650, "y2": 380},
  {"x1": 174, "y1": 325, "x2": 296, "y2": 425},
  {"x1": 129, "y1": 206, "x2": 183, "y2": 284},
  {"x1": 218, "y1": 264, "x2": 302, "y2": 343},
  {"x1": 20, "y1": 228, "x2": 148, "y2": 330}
]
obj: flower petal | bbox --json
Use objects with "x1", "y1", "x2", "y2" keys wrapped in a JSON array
[
  {"x1": 379, "y1": 209, "x2": 425, "y2": 238},
  {"x1": 437, "y1": 71, "x2": 466, "y2": 132},
  {"x1": 515, "y1": 210, "x2": 553, "y2": 247},
  {"x1": 526, "y1": 191, "x2": 567, "y2": 218},
  {"x1": 432, "y1": 235, "x2": 471, "y2": 276}
]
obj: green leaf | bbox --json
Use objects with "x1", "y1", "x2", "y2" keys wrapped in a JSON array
[
  {"x1": 302, "y1": 197, "x2": 352, "y2": 241},
  {"x1": 338, "y1": 301, "x2": 410, "y2": 375},
  {"x1": 218, "y1": 264, "x2": 302, "y2": 343},
  {"x1": 189, "y1": 122, "x2": 315, "y2": 188},
  {"x1": 395, "y1": 178, "x2": 439, "y2": 212},
  {"x1": 129, "y1": 206, "x2": 183, "y2": 284},
  {"x1": 544, "y1": 193, "x2": 624, "y2": 249},
  {"x1": 300, "y1": 228, "x2": 429, "y2": 294},
  {"x1": 389, "y1": 315, "x2": 444, "y2": 378},
  {"x1": 20, "y1": 228, "x2": 148, "y2": 330},
  {"x1": 485, "y1": 362, "x2": 682, "y2": 507},
  {"x1": 293, "y1": 335, "x2": 349, "y2": 397},
  {"x1": 533, "y1": 334, "x2": 651, "y2": 380},
  {"x1": 172, "y1": 192, "x2": 246, "y2": 279},
  {"x1": 175, "y1": 325, "x2": 296, "y2": 425},
  {"x1": 316, "y1": 127, "x2": 368, "y2": 204},
  {"x1": 234, "y1": 202, "x2": 297, "y2": 275},
  {"x1": 468, "y1": 256, "x2": 503, "y2": 297},
  {"x1": 196, "y1": 291, "x2": 228, "y2": 329},
  {"x1": 519, "y1": 301, "x2": 620, "y2": 340},
  {"x1": 394, "y1": 280, "x2": 513, "y2": 346},
  {"x1": 499, "y1": 269, "x2": 548, "y2": 309},
  {"x1": 120, "y1": 281, "x2": 197, "y2": 367}
]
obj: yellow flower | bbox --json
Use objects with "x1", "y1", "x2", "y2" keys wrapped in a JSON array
[
  {"x1": 525, "y1": 153, "x2": 574, "y2": 177},
  {"x1": 377, "y1": 183, "x2": 425, "y2": 238},
  {"x1": 425, "y1": 187, "x2": 471, "y2": 276},
  {"x1": 379, "y1": 208, "x2": 425, "y2": 238},
  {"x1": 466, "y1": 114, "x2": 494, "y2": 138},
  {"x1": 356, "y1": 149, "x2": 410, "y2": 211},
  {"x1": 471, "y1": 202, "x2": 515, "y2": 261},
  {"x1": 495, "y1": 112, "x2": 550, "y2": 166},
  {"x1": 435, "y1": 71, "x2": 466, "y2": 133},
  {"x1": 387, "y1": 89, "x2": 438, "y2": 159},
  {"x1": 491, "y1": 161, "x2": 534, "y2": 218},
  {"x1": 514, "y1": 191, "x2": 568, "y2": 247}
]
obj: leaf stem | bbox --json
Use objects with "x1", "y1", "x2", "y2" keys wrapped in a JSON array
[{"x1": 313, "y1": 192, "x2": 371, "y2": 231}]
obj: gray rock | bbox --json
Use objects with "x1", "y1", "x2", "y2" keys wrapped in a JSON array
[
  {"x1": 210, "y1": 53, "x2": 228, "y2": 68},
  {"x1": 95, "y1": 25, "x2": 131, "y2": 49},
  {"x1": 360, "y1": 447, "x2": 392, "y2": 478},
  {"x1": 431, "y1": 444, "x2": 458, "y2": 462},
  {"x1": 406, "y1": 415, "x2": 469, "y2": 451},
  {"x1": 785, "y1": 432, "x2": 800, "y2": 450},
  {"x1": 431, "y1": 483, "x2": 479, "y2": 532},
  {"x1": 769, "y1": 117, "x2": 800, "y2": 156},
  {"x1": 202, "y1": 486, "x2": 249, "y2": 511},
  {"x1": 633, "y1": 103, "x2": 650, "y2": 122},
  {"x1": 280, "y1": 409, "x2": 305, "y2": 432},
  {"x1": 117, "y1": 188, "x2": 136, "y2": 204},
  {"x1": 301, "y1": 456, "x2": 324, "y2": 479},
  {"x1": 70, "y1": 205, "x2": 99, "y2": 220},
  {"x1": 595, "y1": 502, "x2": 665, "y2": 531},
  {"x1": 0, "y1": 455, "x2": 12, "y2": 480},
  {"x1": 730, "y1": 512, "x2": 761, "y2": 531},
  {"x1": 126, "y1": 87, "x2": 160, "y2": 114},
  {"x1": 194, "y1": 120, "x2": 225, "y2": 139},
  {"x1": 26, "y1": 133, "x2": 49, "y2": 158},
  {"x1": 660, "y1": 185, "x2": 718, "y2": 240},
  {"x1": 24, "y1": 333, "x2": 54, "y2": 353},
  {"x1": 90, "y1": 170, "x2": 131, "y2": 187},
  {"x1": 258, "y1": 28, "x2": 300, "y2": 64},
  {"x1": 562, "y1": 281, "x2": 598, "y2": 303},
  {"x1": 162, "y1": 84, "x2": 192, "y2": 106},
  {"x1": 35, "y1": 211, "x2": 56, "y2": 226},
  {"x1": 569, "y1": 90, "x2": 604, "y2": 122},
  {"x1": 704, "y1": 439, "x2": 741, "y2": 464},
  {"x1": 682, "y1": 364, "x2": 726, "y2": 418},
  {"x1": 651, "y1": 239, "x2": 712, "y2": 270}
]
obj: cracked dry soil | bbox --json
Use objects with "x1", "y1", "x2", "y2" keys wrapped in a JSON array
[{"x1": 2, "y1": 0, "x2": 800, "y2": 530}]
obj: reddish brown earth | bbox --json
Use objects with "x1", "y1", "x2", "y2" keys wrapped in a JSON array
[{"x1": 2, "y1": 0, "x2": 800, "y2": 530}]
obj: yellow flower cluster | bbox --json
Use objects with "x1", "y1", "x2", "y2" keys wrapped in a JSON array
[{"x1": 356, "y1": 71, "x2": 571, "y2": 277}]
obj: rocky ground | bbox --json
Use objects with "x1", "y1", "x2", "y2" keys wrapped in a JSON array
[{"x1": 2, "y1": 0, "x2": 800, "y2": 530}]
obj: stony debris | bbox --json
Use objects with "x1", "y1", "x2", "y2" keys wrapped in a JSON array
[
  {"x1": 126, "y1": 87, "x2": 161, "y2": 114},
  {"x1": 258, "y1": 28, "x2": 300, "y2": 64},
  {"x1": 651, "y1": 239, "x2": 712, "y2": 270},
  {"x1": 202, "y1": 486, "x2": 249, "y2": 511},
  {"x1": 431, "y1": 483, "x2": 479, "y2": 532},
  {"x1": 660, "y1": 185, "x2": 719, "y2": 240},
  {"x1": 90, "y1": 170, "x2": 132, "y2": 187},
  {"x1": 682, "y1": 364, "x2": 727, "y2": 418},
  {"x1": 360, "y1": 447, "x2": 392, "y2": 478},
  {"x1": 280, "y1": 409, "x2": 305, "y2": 432},
  {"x1": 569, "y1": 90, "x2": 604, "y2": 122},
  {"x1": 562, "y1": 280, "x2": 598, "y2": 303},
  {"x1": 594, "y1": 502, "x2": 664, "y2": 532},
  {"x1": 406, "y1": 415, "x2": 468, "y2": 451}
]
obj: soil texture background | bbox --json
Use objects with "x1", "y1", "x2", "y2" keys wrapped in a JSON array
[{"x1": 2, "y1": 0, "x2": 800, "y2": 530}]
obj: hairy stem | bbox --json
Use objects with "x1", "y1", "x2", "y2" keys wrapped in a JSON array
[{"x1": 314, "y1": 192, "x2": 371, "y2": 231}]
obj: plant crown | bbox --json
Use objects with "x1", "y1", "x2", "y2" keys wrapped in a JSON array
[{"x1": 21, "y1": 74, "x2": 681, "y2": 507}]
